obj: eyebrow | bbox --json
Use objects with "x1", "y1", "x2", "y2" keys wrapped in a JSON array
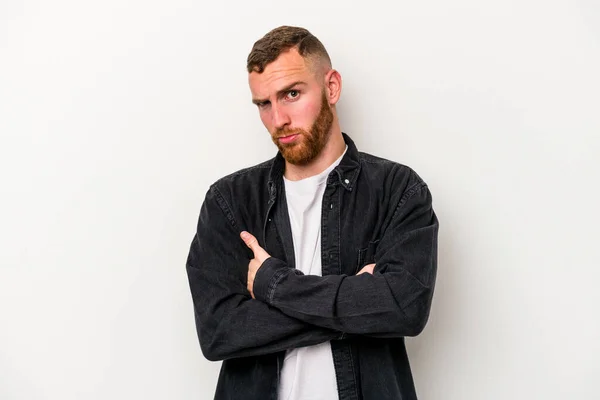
[{"x1": 252, "y1": 81, "x2": 306, "y2": 105}]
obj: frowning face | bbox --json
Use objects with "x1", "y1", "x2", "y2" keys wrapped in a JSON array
[{"x1": 249, "y1": 48, "x2": 334, "y2": 165}]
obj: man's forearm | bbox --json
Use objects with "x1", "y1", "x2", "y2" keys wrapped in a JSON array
[
  {"x1": 188, "y1": 259, "x2": 340, "y2": 360},
  {"x1": 252, "y1": 258, "x2": 433, "y2": 337},
  {"x1": 251, "y1": 185, "x2": 438, "y2": 337}
]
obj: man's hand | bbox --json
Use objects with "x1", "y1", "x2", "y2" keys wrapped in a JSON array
[
  {"x1": 241, "y1": 231, "x2": 271, "y2": 298},
  {"x1": 357, "y1": 263, "x2": 375, "y2": 275}
]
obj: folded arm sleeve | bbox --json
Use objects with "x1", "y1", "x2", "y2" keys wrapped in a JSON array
[{"x1": 186, "y1": 186, "x2": 340, "y2": 361}]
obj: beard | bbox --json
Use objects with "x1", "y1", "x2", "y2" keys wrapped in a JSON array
[{"x1": 271, "y1": 90, "x2": 334, "y2": 166}]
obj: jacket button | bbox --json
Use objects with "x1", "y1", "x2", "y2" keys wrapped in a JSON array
[{"x1": 344, "y1": 179, "x2": 350, "y2": 184}]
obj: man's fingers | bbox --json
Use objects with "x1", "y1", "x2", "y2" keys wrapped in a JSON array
[
  {"x1": 241, "y1": 231, "x2": 262, "y2": 254},
  {"x1": 357, "y1": 263, "x2": 376, "y2": 275},
  {"x1": 241, "y1": 231, "x2": 272, "y2": 265}
]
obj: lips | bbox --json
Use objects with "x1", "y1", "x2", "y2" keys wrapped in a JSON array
[{"x1": 278, "y1": 133, "x2": 300, "y2": 144}]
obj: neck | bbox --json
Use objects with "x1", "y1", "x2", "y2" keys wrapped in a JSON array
[{"x1": 284, "y1": 122, "x2": 345, "y2": 181}]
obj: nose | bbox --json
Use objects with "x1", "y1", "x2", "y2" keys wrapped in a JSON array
[{"x1": 272, "y1": 104, "x2": 291, "y2": 130}]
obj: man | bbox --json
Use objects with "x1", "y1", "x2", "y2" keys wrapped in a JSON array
[{"x1": 186, "y1": 26, "x2": 438, "y2": 400}]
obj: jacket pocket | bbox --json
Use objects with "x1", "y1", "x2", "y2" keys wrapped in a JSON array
[{"x1": 356, "y1": 239, "x2": 380, "y2": 273}]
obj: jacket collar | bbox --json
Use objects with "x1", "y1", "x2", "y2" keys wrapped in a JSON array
[{"x1": 268, "y1": 132, "x2": 361, "y2": 198}]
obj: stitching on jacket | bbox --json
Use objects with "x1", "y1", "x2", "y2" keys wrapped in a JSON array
[
  {"x1": 348, "y1": 347, "x2": 359, "y2": 400},
  {"x1": 337, "y1": 188, "x2": 342, "y2": 275},
  {"x1": 212, "y1": 186, "x2": 238, "y2": 229},
  {"x1": 267, "y1": 268, "x2": 289, "y2": 303},
  {"x1": 390, "y1": 182, "x2": 427, "y2": 222}
]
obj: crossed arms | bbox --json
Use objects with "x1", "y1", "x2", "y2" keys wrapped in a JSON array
[{"x1": 186, "y1": 183, "x2": 438, "y2": 361}]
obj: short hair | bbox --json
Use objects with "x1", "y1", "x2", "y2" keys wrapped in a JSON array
[{"x1": 246, "y1": 26, "x2": 332, "y2": 73}]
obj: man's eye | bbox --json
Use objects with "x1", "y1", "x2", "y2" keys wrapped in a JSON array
[{"x1": 287, "y1": 90, "x2": 299, "y2": 99}]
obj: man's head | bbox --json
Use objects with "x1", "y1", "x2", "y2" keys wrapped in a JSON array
[{"x1": 247, "y1": 26, "x2": 341, "y2": 165}]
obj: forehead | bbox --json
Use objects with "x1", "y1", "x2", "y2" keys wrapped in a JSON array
[{"x1": 248, "y1": 48, "x2": 316, "y2": 97}]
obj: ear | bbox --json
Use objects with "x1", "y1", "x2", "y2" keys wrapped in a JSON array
[{"x1": 324, "y1": 69, "x2": 342, "y2": 105}]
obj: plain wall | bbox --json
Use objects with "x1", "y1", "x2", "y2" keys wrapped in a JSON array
[{"x1": 1, "y1": 1, "x2": 599, "y2": 399}]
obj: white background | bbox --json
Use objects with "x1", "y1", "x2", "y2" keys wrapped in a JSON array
[{"x1": 1, "y1": 1, "x2": 599, "y2": 399}]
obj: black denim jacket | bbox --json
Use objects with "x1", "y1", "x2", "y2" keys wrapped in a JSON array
[{"x1": 186, "y1": 133, "x2": 438, "y2": 400}]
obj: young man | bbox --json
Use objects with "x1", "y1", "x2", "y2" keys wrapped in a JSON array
[{"x1": 186, "y1": 26, "x2": 439, "y2": 400}]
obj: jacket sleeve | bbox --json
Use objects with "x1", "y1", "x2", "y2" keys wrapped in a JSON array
[
  {"x1": 253, "y1": 182, "x2": 438, "y2": 338},
  {"x1": 186, "y1": 186, "x2": 340, "y2": 361}
]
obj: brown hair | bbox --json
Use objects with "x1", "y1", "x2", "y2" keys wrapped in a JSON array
[{"x1": 246, "y1": 26, "x2": 332, "y2": 73}]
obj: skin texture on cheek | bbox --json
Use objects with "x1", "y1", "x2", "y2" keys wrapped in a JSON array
[
  {"x1": 272, "y1": 90, "x2": 333, "y2": 166},
  {"x1": 293, "y1": 99, "x2": 319, "y2": 128}
]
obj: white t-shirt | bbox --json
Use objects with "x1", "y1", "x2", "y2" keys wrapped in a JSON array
[{"x1": 278, "y1": 147, "x2": 347, "y2": 400}]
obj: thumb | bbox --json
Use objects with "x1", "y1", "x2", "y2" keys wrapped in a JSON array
[
  {"x1": 241, "y1": 231, "x2": 263, "y2": 255},
  {"x1": 357, "y1": 263, "x2": 375, "y2": 275}
]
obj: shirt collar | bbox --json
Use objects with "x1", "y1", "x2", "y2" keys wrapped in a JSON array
[{"x1": 268, "y1": 132, "x2": 361, "y2": 195}]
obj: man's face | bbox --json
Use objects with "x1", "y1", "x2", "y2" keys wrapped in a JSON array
[{"x1": 249, "y1": 48, "x2": 333, "y2": 165}]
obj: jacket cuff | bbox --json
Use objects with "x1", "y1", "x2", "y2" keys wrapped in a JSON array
[{"x1": 253, "y1": 257, "x2": 291, "y2": 304}]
